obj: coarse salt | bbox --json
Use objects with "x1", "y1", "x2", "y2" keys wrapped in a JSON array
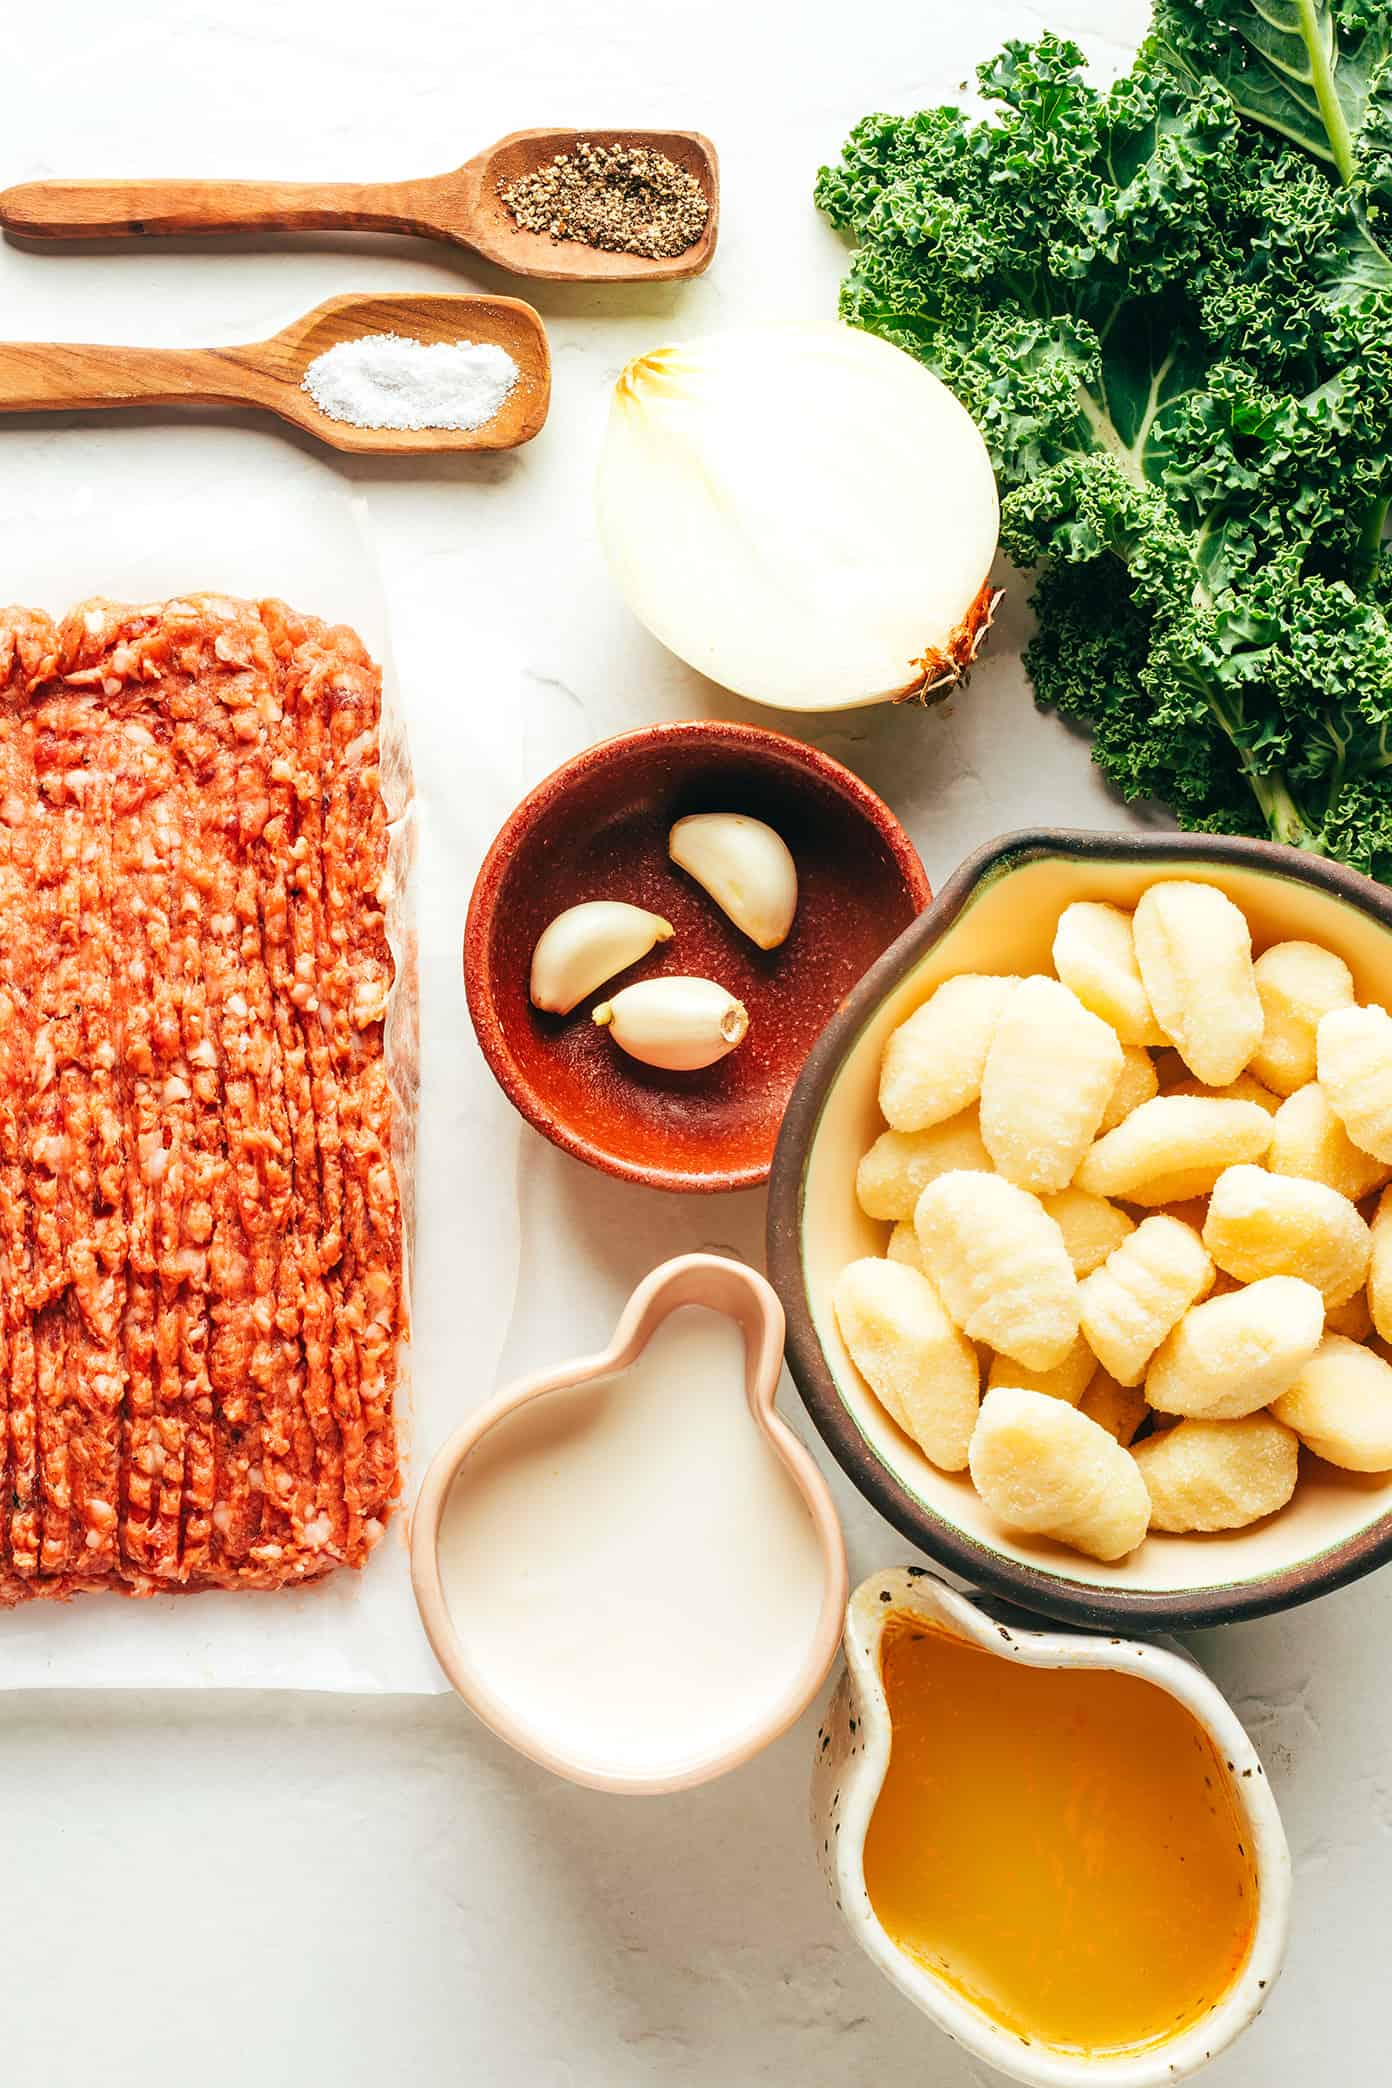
[{"x1": 302, "y1": 332, "x2": 519, "y2": 432}]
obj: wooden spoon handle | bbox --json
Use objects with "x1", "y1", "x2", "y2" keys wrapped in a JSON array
[
  {"x1": 0, "y1": 176, "x2": 445, "y2": 242},
  {"x1": 0, "y1": 341, "x2": 253, "y2": 413}
]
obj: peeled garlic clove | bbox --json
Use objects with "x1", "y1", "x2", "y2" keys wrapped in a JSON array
[
  {"x1": 669, "y1": 813, "x2": 797, "y2": 951},
  {"x1": 530, "y1": 901, "x2": 673, "y2": 1015},
  {"x1": 593, "y1": 977, "x2": 749, "y2": 1071}
]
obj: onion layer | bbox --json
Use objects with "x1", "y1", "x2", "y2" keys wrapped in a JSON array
[{"x1": 595, "y1": 323, "x2": 1001, "y2": 714}]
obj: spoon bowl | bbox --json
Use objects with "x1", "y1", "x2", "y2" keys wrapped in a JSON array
[
  {"x1": 0, "y1": 128, "x2": 720, "y2": 285},
  {"x1": 459, "y1": 128, "x2": 719, "y2": 281},
  {"x1": 0, "y1": 292, "x2": 551, "y2": 455}
]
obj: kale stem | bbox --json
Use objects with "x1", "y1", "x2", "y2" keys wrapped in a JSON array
[
  {"x1": 1298, "y1": 0, "x2": 1357, "y2": 184},
  {"x1": 1201, "y1": 672, "x2": 1313, "y2": 849},
  {"x1": 1252, "y1": 771, "x2": 1317, "y2": 851}
]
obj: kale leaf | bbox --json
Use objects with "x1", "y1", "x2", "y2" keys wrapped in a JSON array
[{"x1": 815, "y1": 6, "x2": 1392, "y2": 871}]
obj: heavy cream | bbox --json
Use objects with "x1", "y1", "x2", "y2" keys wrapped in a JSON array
[{"x1": 436, "y1": 1305, "x2": 829, "y2": 1780}]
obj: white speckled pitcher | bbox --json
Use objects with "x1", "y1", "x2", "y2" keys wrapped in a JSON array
[{"x1": 812, "y1": 1569, "x2": 1291, "y2": 2087}]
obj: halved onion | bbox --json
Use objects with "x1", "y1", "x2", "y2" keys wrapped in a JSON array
[{"x1": 595, "y1": 323, "x2": 1001, "y2": 714}]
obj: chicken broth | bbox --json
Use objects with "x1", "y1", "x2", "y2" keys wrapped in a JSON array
[{"x1": 863, "y1": 1623, "x2": 1258, "y2": 2054}]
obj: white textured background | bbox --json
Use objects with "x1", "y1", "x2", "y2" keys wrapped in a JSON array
[{"x1": 1, "y1": 1, "x2": 1383, "y2": 2081}]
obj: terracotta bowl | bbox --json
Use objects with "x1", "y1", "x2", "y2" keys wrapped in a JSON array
[
  {"x1": 465, "y1": 721, "x2": 930, "y2": 1192},
  {"x1": 768, "y1": 828, "x2": 1392, "y2": 1630}
]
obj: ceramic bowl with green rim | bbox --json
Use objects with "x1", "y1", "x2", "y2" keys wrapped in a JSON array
[{"x1": 766, "y1": 828, "x2": 1392, "y2": 1631}]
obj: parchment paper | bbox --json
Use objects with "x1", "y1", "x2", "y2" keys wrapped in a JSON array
[{"x1": 0, "y1": 422, "x2": 440, "y2": 1690}]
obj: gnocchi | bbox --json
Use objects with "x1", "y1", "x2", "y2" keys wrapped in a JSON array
[
  {"x1": 1250, "y1": 940, "x2": 1354, "y2": 1095},
  {"x1": 1132, "y1": 1415, "x2": 1299, "y2": 1532},
  {"x1": 985, "y1": 1332, "x2": 1096, "y2": 1406},
  {"x1": 968, "y1": 1386, "x2": 1150, "y2": 1561},
  {"x1": 838, "y1": 873, "x2": 1392, "y2": 1563},
  {"x1": 1270, "y1": 1334, "x2": 1392, "y2": 1471},
  {"x1": 832, "y1": 1257, "x2": 979, "y2": 1470},
  {"x1": 1317, "y1": 1003, "x2": 1392, "y2": 1163},
  {"x1": 1145, "y1": 1275, "x2": 1325, "y2": 1420},
  {"x1": 1076, "y1": 1215, "x2": 1213, "y2": 1386},
  {"x1": 979, "y1": 975, "x2": 1123, "y2": 1193},
  {"x1": 1168, "y1": 1071, "x2": 1280, "y2": 1114},
  {"x1": 1369, "y1": 1187, "x2": 1392, "y2": 1342},
  {"x1": 1267, "y1": 1079, "x2": 1392, "y2": 1201},
  {"x1": 1326, "y1": 1288, "x2": 1373, "y2": 1341},
  {"x1": 914, "y1": 1170, "x2": 1078, "y2": 1370},
  {"x1": 1040, "y1": 1187, "x2": 1136, "y2": 1277},
  {"x1": 1132, "y1": 881, "x2": 1263, "y2": 1085},
  {"x1": 1075, "y1": 1095, "x2": 1273, "y2": 1205},
  {"x1": 1078, "y1": 1368, "x2": 1148, "y2": 1447},
  {"x1": 1051, "y1": 901, "x2": 1164, "y2": 1045},
  {"x1": 1202, "y1": 1164, "x2": 1370, "y2": 1307},
  {"x1": 1098, "y1": 1045, "x2": 1160, "y2": 1134},
  {"x1": 856, "y1": 1111, "x2": 992, "y2": 1220},
  {"x1": 879, "y1": 974, "x2": 1017, "y2": 1132}
]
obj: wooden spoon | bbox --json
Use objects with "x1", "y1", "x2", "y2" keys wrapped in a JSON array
[
  {"x1": 0, "y1": 128, "x2": 720, "y2": 284},
  {"x1": 0, "y1": 292, "x2": 551, "y2": 455}
]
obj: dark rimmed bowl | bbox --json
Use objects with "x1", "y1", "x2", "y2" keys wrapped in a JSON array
[
  {"x1": 768, "y1": 828, "x2": 1392, "y2": 1631},
  {"x1": 465, "y1": 721, "x2": 930, "y2": 1194}
]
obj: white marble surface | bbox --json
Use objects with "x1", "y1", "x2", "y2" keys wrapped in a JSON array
[{"x1": 2, "y1": 0, "x2": 1386, "y2": 2080}]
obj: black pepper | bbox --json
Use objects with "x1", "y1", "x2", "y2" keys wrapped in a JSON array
[{"x1": 500, "y1": 141, "x2": 709, "y2": 261}]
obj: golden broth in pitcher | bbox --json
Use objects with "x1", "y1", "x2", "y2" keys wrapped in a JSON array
[{"x1": 863, "y1": 1624, "x2": 1258, "y2": 2055}]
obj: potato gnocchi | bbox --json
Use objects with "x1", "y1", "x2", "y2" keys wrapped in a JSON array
[
  {"x1": 1041, "y1": 1187, "x2": 1135, "y2": 1277},
  {"x1": 1077, "y1": 1216, "x2": 1213, "y2": 1387},
  {"x1": 1202, "y1": 1164, "x2": 1370, "y2": 1307},
  {"x1": 969, "y1": 1387, "x2": 1151, "y2": 1561},
  {"x1": 1099, "y1": 1045, "x2": 1160, "y2": 1134},
  {"x1": 886, "y1": 1219, "x2": 924, "y2": 1271},
  {"x1": 1250, "y1": 940, "x2": 1353, "y2": 1095},
  {"x1": 1132, "y1": 880, "x2": 1262, "y2": 1085},
  {"x1": 1270, "y1": 1334, "x2": 1392, "y2": 1471},
  {"x1": 1317, "y1": 1003, "x2": 1392, "y2": 1163},
  {"x1": 914, "y1": 1171, "x2": 1079, "y2": 1370},
  {"x1": 1075, "y1": 1095, "x2": 1272, "y2": 1205},
  {"x1": 1078, "y1": 1368, "x2": 1148, "y2": 1447},
  {"x1": 1052, "y1": 901, "x2": 1164, "y2": 1046},
  {"x1": 1132, "y1": 1415, "x2": 1299, "y2": 1532},
  {"x1": 985, "y1": 1333, "x2": 1096, "y2": 1406},
  {"x1": 1144, "y1": 1276, "x2": 1325, "y2": 1420},
  {"x1": 979, "y1": 975, "x2": 1122, "y2": 1193},
  {"x1": 1369, "y1": 1188, "x2": 1392, "y2": 1342},
  {"x1": 856, "y1": 1111, "x2": 992, "y2": 1220},
  {"x1": 832, "y1": 1258, "x2": 979, "y2": 1471},
  {"x1": 1168, "y1": 1071, "x2": 1280, "y2": 1114},
  {"x1": 841, "y1": 875, "x2": 1392, "y2": 1564},
  {"x1": 878, "y1": 973, "x2": 1017, "y2": 1132},
  {"x1": 1267, "y1": 1079, "x2": 1392, "y2": 1201}
]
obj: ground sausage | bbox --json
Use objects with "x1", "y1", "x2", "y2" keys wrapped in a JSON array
[{"x1": 0, "y1": 595, "x2": 403, "y2": 1605}]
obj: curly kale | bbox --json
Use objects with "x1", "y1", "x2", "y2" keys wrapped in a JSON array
[{"x1": 815, "y1": 5, "x2": 1392, "y2": 871}]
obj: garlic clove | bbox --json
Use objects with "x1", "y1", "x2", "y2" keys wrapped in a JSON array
[
  {"x1": 669, "y1": 813, "x2": 798, "y2": 951},
  {"x1": 530, "y1": 901, "x2": 674, "y2": 1015},
  {"x1": 593, "y1": 977, "x2": 749, "y2": 1071}
]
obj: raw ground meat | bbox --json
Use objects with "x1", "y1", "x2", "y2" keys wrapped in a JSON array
[{"x1": 0, "y1": 594, "x2": 404, "y2": 1605}]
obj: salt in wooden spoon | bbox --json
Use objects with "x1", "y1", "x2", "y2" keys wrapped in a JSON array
[
  {"x1": 0, "y1": 128, "x2": 719, "y2": 284},
  {"x1": 0, "y1": 292, "x2": 551, "y2": 456}
]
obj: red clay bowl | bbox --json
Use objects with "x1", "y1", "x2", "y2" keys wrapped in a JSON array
[
  {"x1": 465, "y1": 721, "x2": 930, "y2": 1193},
  {"x1": 767, "y1": 828, "x2": 1392, "y2": 1631}
]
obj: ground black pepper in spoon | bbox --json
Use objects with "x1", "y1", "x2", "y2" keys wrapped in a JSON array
[{"x1": 499, "y1": 141, "x2": 709, "y2": 260}]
